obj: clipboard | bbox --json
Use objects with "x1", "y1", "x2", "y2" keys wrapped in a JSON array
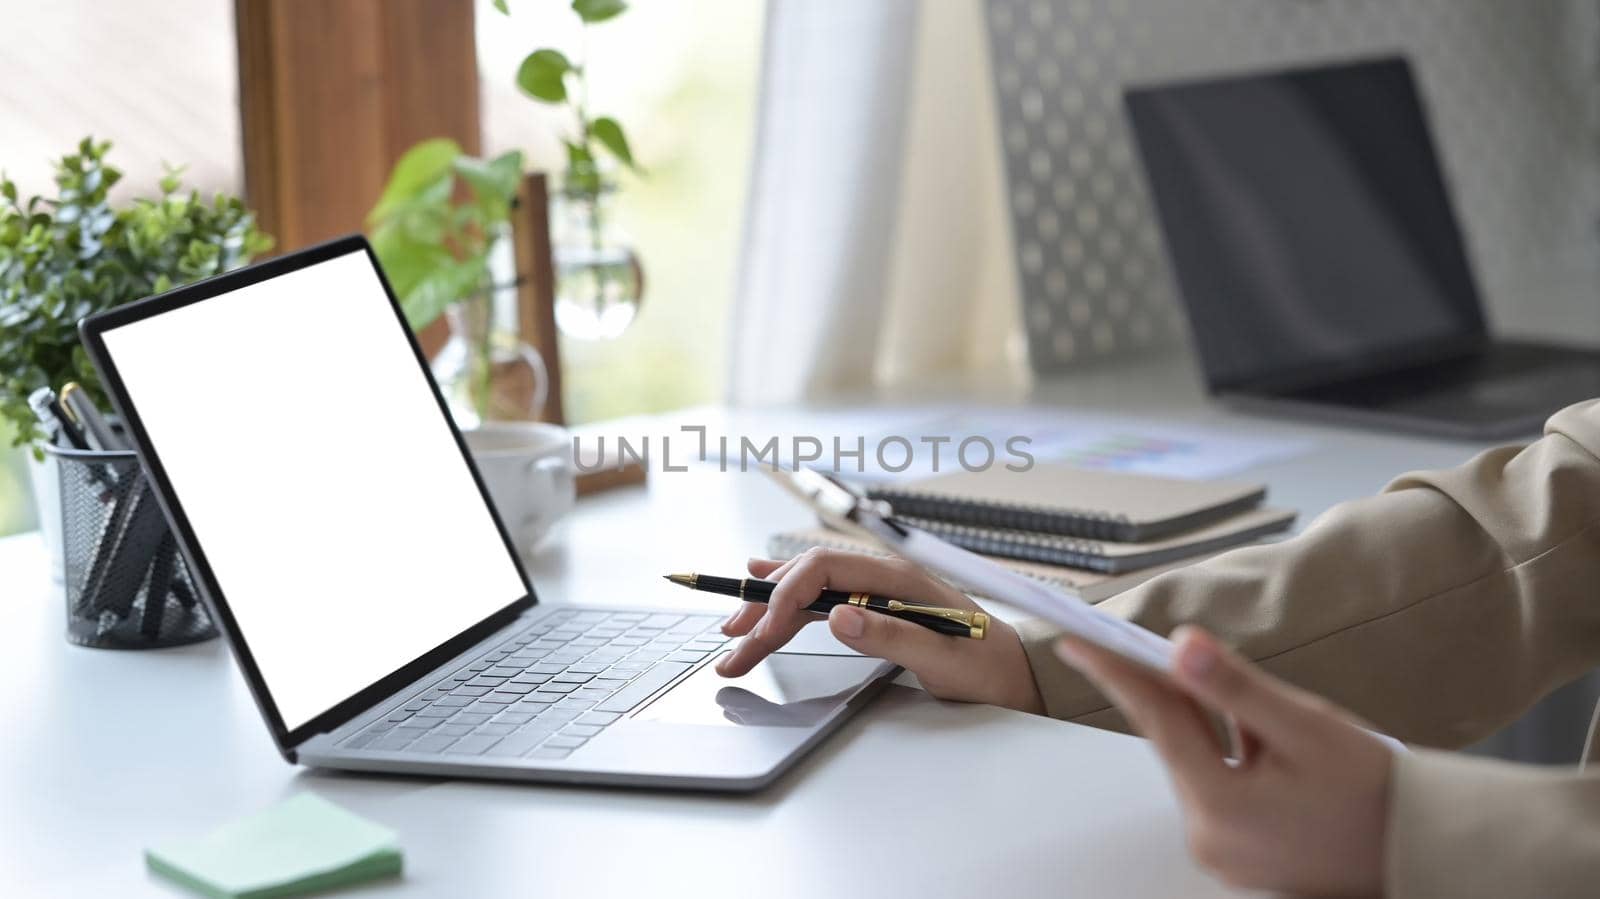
[
  {"x1": 766, "y1": 468, "x2": 1174, "y2": 672},
  {"x1": 766, "y1": 468, "x2": 1409, "y2": 754}
]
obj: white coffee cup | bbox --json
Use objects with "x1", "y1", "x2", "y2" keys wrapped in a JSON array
[{"x1": 462, "y1": 422, "x2": 576, "y2": 556}]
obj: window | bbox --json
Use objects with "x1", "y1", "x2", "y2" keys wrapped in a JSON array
[
  {"x1": 0, "y1": 0, "x2": 241, "y2": 536},
  {"x1": 0, "y1": 0, "x2": 765, "y2": 536},
  {"x1": 475, "y1": 0, "x2": 764, "y2": 422}
]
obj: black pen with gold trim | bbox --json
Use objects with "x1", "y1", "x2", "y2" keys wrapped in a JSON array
[{"x1": 663, "y1": 573, "x2": 988, "y2": 639}]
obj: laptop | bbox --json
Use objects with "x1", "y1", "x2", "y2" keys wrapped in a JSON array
[
  {"x1": 79, "y1": 235, "x2": 896, "y2": 791},
  {"x1": 1124, "y1": 55, "x2": 1600, "y2": 440}
]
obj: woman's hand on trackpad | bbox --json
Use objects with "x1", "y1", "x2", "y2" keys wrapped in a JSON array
[{"x1": 714, "y1": 549, "x2": 1044, "y2": 715}]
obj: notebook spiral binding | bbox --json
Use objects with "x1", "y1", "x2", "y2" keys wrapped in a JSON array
[
  {"x1": 865, "y1": 488, "x2": 1136, "y2": 542},
  {"x1": 895, "y1": 516, "x2": 1118, "y2": 573},
  {"x1": 765, "y1": 531, "x2": 1086, "y2": 591}
]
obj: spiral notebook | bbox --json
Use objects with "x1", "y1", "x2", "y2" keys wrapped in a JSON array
[
  {"x1": 897, "y1": 506, "x2": 1294, "y2": 574},
  {"x1": 767, "y1": 527, "x2": 1219, "y2": 604},
  {"x1": 863, "y1": 465, "x2": 1268, "y2": 543}
]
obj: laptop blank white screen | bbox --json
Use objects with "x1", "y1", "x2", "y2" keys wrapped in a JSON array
[{"x1": 98, "y1": 249, "x2": 528, "y2": 731}]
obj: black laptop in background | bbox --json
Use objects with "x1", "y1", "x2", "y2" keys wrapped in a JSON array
[{"x1": 1124, "y1": 55, "x2": 1600, "y2": 440}]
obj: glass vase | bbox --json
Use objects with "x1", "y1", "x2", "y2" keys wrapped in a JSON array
[
  {"x1": 431, "y1": 284, "x2": 549, "y2": 428},
  {"x1": 551, "y1": 181, "x2": 644, "y2": 340}
]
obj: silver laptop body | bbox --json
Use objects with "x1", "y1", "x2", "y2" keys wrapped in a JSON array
[
  {"x1": 300, "y1": 608, "x2": 893, "y2": 791},
  {"x1": 80, "y1": 235, "x2": 895, "y2": 793}
]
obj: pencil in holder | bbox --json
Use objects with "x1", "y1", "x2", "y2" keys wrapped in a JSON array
[{"x1": 43, "y1": 440, "x2": 217, "y2": 649}]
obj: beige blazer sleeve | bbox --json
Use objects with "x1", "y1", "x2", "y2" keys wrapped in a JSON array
[
  {"x1": 1020, "y1": 399, "x2": 1600, "y2": 745},
  {"x1": 1386, "y1": 749, "x2": 1600, "y2": 898},
  {"x1": 1015, "y1": 399, "x2": 1600, "y2": 897}
]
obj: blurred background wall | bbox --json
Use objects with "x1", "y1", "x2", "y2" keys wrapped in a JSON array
[{"x1": 983, "y1": 0, "x2": 1600, "y2": 373}]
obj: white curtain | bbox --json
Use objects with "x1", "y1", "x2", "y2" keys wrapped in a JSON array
[{"x1": 728, "y1": 0, "x2": 1027, "y2": 406}]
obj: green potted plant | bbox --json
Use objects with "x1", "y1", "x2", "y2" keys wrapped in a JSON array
[
  {"x1": 0, "y1": 138, "x2": 272, "y2": 566},
  {"x1": 503, "y1": 0, "x2": 646, "y2": 340},
  {"x1": 366, "y1": 138, "x2": 547, "y2": 426}
]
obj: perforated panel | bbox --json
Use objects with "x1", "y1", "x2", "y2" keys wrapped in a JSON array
[{"x1": 985, "y1": 0, "x2": 1600, "y2": 372}]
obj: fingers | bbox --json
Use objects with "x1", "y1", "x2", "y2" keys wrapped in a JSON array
[
  {"x1": 716, "y1": 617, "x2": 802, "y2": 676},
  {"x1": 752, "y1": 551, "x2": 978, "y2": 608},
  {"x1": 717, "y1": 550, "x2": 975, "y2": 678},
  {"x1": 746, "y1": 558, "x2": 784, "y2": 578},
  {"x1": 722, "y1": 557, "x2": 801, "y2": 637},
  {"x1": 747, "y1": 556, "x2": 800, "y2": 584},
  {"x1": 716, "y1": 553, "x2": 831, "y2": 676},
  {"x1": 1054, "y1": 636, "x2": 1228, "y2": 798},
  {"x1": 720, "y1": 602, "x2": 765, "y2": 637},
  {"x1": 716, "y1": 596, "x2": 818, "y2": 677},
  {"x1": 826, "y1": 604, "x2": 962, "y2": 675},
  {"x1": 1169, "y1": 627, "x2": 1330, "y2": 755}
]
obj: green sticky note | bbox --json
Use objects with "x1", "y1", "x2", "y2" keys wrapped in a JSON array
[{"x1": 145, "y1": 793, "x2": 402, "y2": 899}]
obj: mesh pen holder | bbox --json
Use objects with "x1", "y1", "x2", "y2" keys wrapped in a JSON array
[{"x1": 43, "y1": 440, "x2": 217, "y2": 649}]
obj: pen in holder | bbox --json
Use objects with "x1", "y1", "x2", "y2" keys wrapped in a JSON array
[{"x1": 42, "y1": 438, "x2": 217, "y2": 649}]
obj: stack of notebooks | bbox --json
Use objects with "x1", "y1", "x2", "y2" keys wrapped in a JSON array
[{"x1": 768, "y1": 465, "x2": 1295, "y2": 602}]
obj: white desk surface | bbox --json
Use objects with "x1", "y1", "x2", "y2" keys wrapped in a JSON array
[{"x1": 0, "y1": 357, "x2": 1494, "y2": 897}]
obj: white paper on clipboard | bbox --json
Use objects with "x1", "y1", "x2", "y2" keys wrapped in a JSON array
[
  {"x1": 765, "y1": 469, "x2": 1406, "y2": 753},
  {"x1": 764, "y1": 466, "x2": 1174, "y2": 671},
  {"x1": 861, "y1": 510, "x2": 1412, "y2": 752}
]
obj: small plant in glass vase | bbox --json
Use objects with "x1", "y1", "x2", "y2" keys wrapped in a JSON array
[
  {"x1": 503, "y1": 0, "x2": 645, "y2": 341},
  {"x1": 368, "y1": 139, "x2": 548, "y2": 427}
]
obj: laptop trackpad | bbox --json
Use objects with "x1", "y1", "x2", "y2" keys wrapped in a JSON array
[{"x1": 636, "y1": 652, "x2": 884, "y2": 728}]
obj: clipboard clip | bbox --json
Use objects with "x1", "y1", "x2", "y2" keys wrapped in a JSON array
[{"x1": 763, "y1": 467, "x2": 908, "y2": 539}]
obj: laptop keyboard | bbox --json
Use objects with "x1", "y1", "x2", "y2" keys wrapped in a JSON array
[{"x1": 341, "y1": 609, "x2": 729, "y2": 760}]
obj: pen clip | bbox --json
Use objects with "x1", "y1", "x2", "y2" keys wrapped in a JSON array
[
  {"x1": 58, "y1": 382, "x2": 84, "y2": 424},
  {"x1": 850, "y1": 596, "x2": 988, "y2": 639},
  {"x1": 883, "y1": 600, "x2": 978, "y2": 626}
]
